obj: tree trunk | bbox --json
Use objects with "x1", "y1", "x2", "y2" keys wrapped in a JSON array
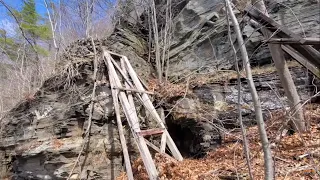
[
  {"x1": 225, "y1": 1, "x2": 253, "y2": 179},
  {"x1": 150, "y1": 0, "x2": 162, "y2": 81},
  {"x1": 251, "y1": 0, "x2": 306, "y2": 132},
  {"x1": 225, "y1": 0, "x2": 274, "y2": 179}
]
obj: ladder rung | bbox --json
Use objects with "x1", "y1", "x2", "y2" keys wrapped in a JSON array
[
  {"x1": 113, "y1": 87, "x2": 154, "y2": 95},
  {"x1": 138, "y1": 128, "x2": 165, "y2": 136}
]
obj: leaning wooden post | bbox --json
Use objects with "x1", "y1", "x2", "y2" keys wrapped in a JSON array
[
  {"x1": 108, "y1": 66, "x2": 134, "y2": 180},
  {"x1": 251, "y1": 0, "x2": 306, "y2": 132},
  {"x1": 120, "y1": 58, "x2": 139, "y2": 122}
]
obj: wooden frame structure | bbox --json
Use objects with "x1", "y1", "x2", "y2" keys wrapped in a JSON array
[
  {"x1": 244, "y1": 5, "x2": 320, "y2": 78},
  {"x1": 103, "y1": 49, "x2": 183, "y2": 180}
]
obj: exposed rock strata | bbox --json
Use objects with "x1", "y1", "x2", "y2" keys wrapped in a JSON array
[{"x1": 0, "y1": 0, "x2": 319, "y2": 179}]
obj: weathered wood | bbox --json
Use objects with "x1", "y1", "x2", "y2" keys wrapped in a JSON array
[
  {"x1": 113, "y1": 87, "x2": 154, "y2": 95},
  {"x1": 103, "y1": 50, "x2": 184, "y2": 180},
  {"x1": 108, "y1": 68, "x2": 134, "y2": 180},
  {"x1": 266, "y1": 38, "x2": 320, "y2": 45},
  {"x1": 138, "y1": 128, "x2": 165, "y2": 136},
  {"x1": 160, "y1": 133, "x2": 167, "y2": 153},
  {"x1": 159, "y1": 108, "x2": 167, "y2": 153},
  {"x1": 120, "y1": 58, "x2": 139, "y2": 122},
  {"x1": 245, "y1": 5, "x2": 301, "y2": 39},
  {"x1": 104, "y1": 52, "x2": 158, "y2": 179},
  {"x1": 245, "y1": 5, "x2": 320, "y2": 68},
  {"x1": 282, "y1": 45, "x2": 320, "y2": 78},
  {"x1": 249, "y1": 20, "x2": 320, "y2": 79},
  {"x1": 144, "y1": 138, "x2": 177, "y2": 161},
  {"x1": 123, "y1": 56, "x2": 183, "y2": 161}
]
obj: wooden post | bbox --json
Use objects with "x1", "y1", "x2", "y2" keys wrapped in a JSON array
[
  {"x1": 108, "y1": 68, "x2": 134, "y2": 180},
  {"x1": 248, "y1": 2, "x2": 306, "y2": 132},
  {"x1": 159, "y1": 108, "x2": 167, "y2": 153},
  {"x1": 120, "y1": 58, "x2": 139, "y2": 120}
]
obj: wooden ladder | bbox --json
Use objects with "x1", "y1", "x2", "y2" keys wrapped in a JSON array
[{"x1": 103, "y1": 50, "x2": 183, "y2": 180}]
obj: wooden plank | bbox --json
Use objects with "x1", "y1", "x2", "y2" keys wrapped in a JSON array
[
  {"x1": 138, "y1": 128, "x2": 164, "y2": 137},
  {"x1": 248, "y1": 25, "x2": 320, "y2": 77},
  {"x1": 104, "y1": 52, "x2": 158, "y2": 179},
  {"x1": 244, "y1": 5, "x2": 300, "y2": 39},
  {"x1": 160, "y1": 133, "x2": 167, "y2": 153},
  {"x1": 266, "y1": 38, "x2": 320, "y2": 45},
  {"x1": 108, "y1": 67, "x2": 134, "y2": 180},
  {"x1": 123, "y1": 56, "x2": 183, "y2": 161},
  {"x1": 245, "y1": 5, "x2": 320, "y2": 68},
  {"x1": 159, "y1": 108, "x2": 167, "y2": 153},
  {"x1": 120, "y1": 58, "x2": 139, "y2": 127},
  {"x1": 113, "y1": 87, "x2": 154, "y2": 95},
  {"x1": 144, "y1": 138, "x2": 177, "y2": 161},
  {"x1": 282, "y1": 45, "x2": 320, "y2": 78}
]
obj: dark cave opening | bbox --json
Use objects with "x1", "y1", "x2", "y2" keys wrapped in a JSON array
[{"x1": 165, "y1": 117, "x2": 206, "y2": 159}]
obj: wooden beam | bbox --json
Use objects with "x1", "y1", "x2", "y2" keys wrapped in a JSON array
[
  {"x1": 282, "y1": 45, "x2": 320, "y2": 78},
  {"x1": 144, "y1": 138, "x2": 177, "y2": 161},
  {"x1": 120, "y1": 58, "x2": 139, "y2": 126},
  {"x1": 108, "y1": 67, "x2": 134, "y2": 180},
  {"x1": 244, "y1": 5, "x2": 320, "y2": 68},
  {"x1": 113, "y1": 87, "x2": 154, "y2": 95},
  {"x1": 244, "y1": 5, "x2": 300, "y2": 39},
  {"x1": 266, "y1": 38, "x2": 320, "y2": 45},
  {"x1": 159, "y1": 109, "x2": 167, "y2": 153},
  {"x1": 138, "y1": 128, "x2": 165, "y2": 137},
  {"x1": 160, "y1": 133, "x2": 167, "y2": 153}
]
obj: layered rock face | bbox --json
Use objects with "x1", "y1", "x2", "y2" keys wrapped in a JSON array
[
  {"x1": 0, "y1": 31, "x2": 143, "y2": 179},
  {"x1": 0, "y1": 0, "x2": 319, "y2": 179},
  {"x1": 167, "y1": 0, "x2": 320, "y2": 77},
  {"x1": 244, "y1": 0, "x2": 320, "y2": 64},
  {"x1": 158, "y1": 0, "x2": 320, "y2": 158}
]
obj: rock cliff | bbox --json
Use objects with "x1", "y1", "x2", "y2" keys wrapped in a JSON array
[{"x1": 0, "y1": 0, "x2": 319, "y2": 179}]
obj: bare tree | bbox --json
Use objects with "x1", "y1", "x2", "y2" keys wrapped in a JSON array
[
  {"x1": 44, "y1": 0, "x2": 61, "y2": 65},
  {"x1": 161, "y1": 0, "x2": 172, "y2": 81},
  {"x1": 251, "y1": 0, "x2": 306, "y2": 132},
  {"x1": 44, "y1": 0, "x2": 58, "y2": 50},
  {"x1": 150, "y1": 0, "x2": 162, "y2": 81},
  {"x1": 85, "y1": 0, "x2": 95, "y2": 38},
  {"x1": 225, "y1": 1, "x2": 253, "y2": 179},
  {"x1": 225, "y1": 0, "x2": 274, "y2": 179}
]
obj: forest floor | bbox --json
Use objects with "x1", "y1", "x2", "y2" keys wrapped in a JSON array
[{"x1": 118, "y1": 103, "x2": 320, "y2": 180}]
